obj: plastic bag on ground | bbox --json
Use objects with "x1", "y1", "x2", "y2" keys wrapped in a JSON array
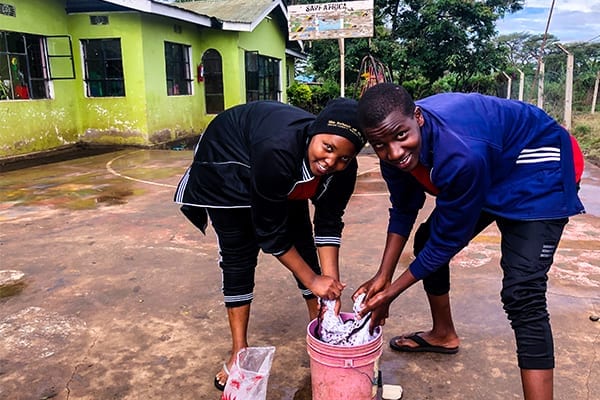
[{"x1": 221, "y1": 346, "x2": 276, "y2": 400}]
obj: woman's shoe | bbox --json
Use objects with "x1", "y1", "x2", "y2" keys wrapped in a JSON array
[{"x1": 214, "y1": 363, "x2": 230, "y2": 391}]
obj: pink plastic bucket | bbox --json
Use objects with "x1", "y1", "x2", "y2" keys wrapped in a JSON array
[{"x1": 306, "y1": 313, "x2": 383, "y2": 400}]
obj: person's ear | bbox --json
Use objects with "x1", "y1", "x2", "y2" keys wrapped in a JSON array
[{"x1": 414, "y1": 107, "x2": 425, "y2": 127}]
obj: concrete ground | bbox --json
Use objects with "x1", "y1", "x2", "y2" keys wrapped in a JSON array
[{"x1": 0, "y1": 148, "x2": 598, "y2": 400}]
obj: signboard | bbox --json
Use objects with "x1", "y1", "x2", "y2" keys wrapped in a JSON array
[{"x1": 288, "y1": 1, "x2": 373, "y2": 41}]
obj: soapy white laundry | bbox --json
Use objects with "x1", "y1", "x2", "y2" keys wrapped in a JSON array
[{"x1": 318, "y1": 293, "x2": 379, "y2": 346}]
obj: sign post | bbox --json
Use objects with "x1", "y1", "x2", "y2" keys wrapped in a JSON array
[
  {"x1": 288, "y1": 1, "x2": 374, "y2": 97},
  {"x1": 339, "y1": 37, "x2": 345, "y2": 96}
]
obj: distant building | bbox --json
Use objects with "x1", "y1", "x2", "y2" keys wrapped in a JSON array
[{"x1": 0, "y1": 0, "x2": 303, "y2": 158}]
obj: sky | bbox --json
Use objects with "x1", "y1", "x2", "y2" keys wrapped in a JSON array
[{"x1": 496, "y1": 0, "x2": 600, "y2": 43}]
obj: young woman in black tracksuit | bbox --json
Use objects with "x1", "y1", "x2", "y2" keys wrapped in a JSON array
[{"x1": 174, "y1": 98, "x2": 366, "y2": 391}]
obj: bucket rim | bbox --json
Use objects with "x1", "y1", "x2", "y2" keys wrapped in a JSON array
[{"x1": 307, "y1": 312, "x2": 382, "y2": 348}]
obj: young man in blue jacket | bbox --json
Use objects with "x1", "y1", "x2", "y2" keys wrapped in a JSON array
[
  {"x1": 174, "y1": 98, "x2": 366, "y2": 391},
  {"x1": 353, "y1": 83, "x2": 584, "y2": 399}
]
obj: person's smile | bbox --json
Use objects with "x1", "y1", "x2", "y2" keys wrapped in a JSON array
[
  {"x1": 307, "y1": 134, "x2": 357, "y2": 176},
  {"x1": 314, "y1": 161, "x2": 331, "y2": 175},
  {"x1": 395, "y1": 152, "x2": 413, "y2": 169}
]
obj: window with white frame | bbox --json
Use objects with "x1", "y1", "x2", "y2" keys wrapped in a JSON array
[
  {"x1": 165, "y1": 41, "x2": 192, "y2": 96},
  {"x1": 0, "y1": 31, "x2": 51, "y2": 100}
]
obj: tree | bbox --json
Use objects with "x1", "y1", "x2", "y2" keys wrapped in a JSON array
[
  {"x1": 289, "y1": 0, "x2": 524, "y2": 96},
  {"x1": 388, "y1": 0, "x2": 523, "y2": 90},
  {"x1": 497, "y1": 32, "x2": 560, "y2": 67}
]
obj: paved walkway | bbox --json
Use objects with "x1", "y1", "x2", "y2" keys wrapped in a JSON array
[{"x1": 0, "y1": 149, "x2": 598, "y2": 400}]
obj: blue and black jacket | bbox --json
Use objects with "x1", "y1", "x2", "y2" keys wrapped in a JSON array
[{"x1": 382, "y1": 93, "x2": 585, "y2": 280}]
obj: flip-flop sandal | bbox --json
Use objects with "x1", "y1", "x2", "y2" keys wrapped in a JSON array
[
  {"x1": 389, "y1": 331, "x2": 459, "y2": 354},
  {"x1": 214, "y1": 363, "x2": 230, "y2": 391}
]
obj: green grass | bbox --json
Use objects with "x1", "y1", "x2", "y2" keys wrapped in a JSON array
[{"x1": 573, "y1": 112, "x2": 600, "y2": 166}]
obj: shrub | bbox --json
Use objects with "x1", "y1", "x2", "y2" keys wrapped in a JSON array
[
  {"x1": 311, "y1": 80, "x2": 341, "y2": 113},
  {"x1": 287, "y1": 83, "x2": 312, "y2": 111}
]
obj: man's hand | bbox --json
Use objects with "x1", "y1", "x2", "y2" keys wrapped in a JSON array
[
  {"x1": 352, "y1": 272, "x2": 390, "y2": 305},
  {"x1": 358, "y1": 268, "x2": 419, "y2": 333},
  {"x1": 358, "y1": 289, "x2": 392, "y2": 334}
]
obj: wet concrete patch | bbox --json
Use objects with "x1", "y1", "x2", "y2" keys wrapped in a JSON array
[
  {"x1": 94, "y1": 187, "x2": 134, "y2": 206},
  {"x1": 0, "y1": 152, "x2": 147, "y2": 212},
  {"x1": 552, "y1": 250, "x2": 600, "y2": 289},
  {"x1": 580, "y1": 164, "x2": 600, "y2": 216}
]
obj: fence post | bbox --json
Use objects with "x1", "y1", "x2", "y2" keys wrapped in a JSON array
[
  {"x1": 501, "y1": 71, "x2": 512, "y2": 99},
  {"x1": 592, "y1": 70, "x2": 599, "y2": 114},
  {"x1": 537, "y1": 61, "x2": 545, "y2": 109},
  {"x1": 339, "y1": 38, "x2": 345, "y2": 98},
  {"x1": 556, "y1": 44, "x2": 573, "y2": 131},
  {"x1": 517, "y1": 68, "x2": 524, "y2": 101}
]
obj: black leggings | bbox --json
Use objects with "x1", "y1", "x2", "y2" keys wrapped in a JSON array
[
  {"x1": 206, "y1": 202, "x2": 320, "y2": 308},
  {"x1": 415, "y1": 212, "x2": 567, "y2": 370}
]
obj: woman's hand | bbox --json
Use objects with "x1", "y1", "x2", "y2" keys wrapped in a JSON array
[
  {"x1": 318, "y1": 297, "x2": 342, "y2": 317},
  {"x1": 309, "y1": 275, "x2": 345, "y2": 300}
]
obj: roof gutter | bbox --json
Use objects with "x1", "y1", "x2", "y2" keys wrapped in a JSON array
[
  {"x1": 100, "y1": 0, "x2": 212, "y2": 27},
  {"x1": 285, "y1": 48, "x2": 306, "y2": 60}
]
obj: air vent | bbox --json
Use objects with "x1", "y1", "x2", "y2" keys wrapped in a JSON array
[
  {"x1": 0, "y1": 3, "x2": 16, "y2": 17},
  {"x1": 90, "y1": 15, "x2": 109, "y2": 25}
]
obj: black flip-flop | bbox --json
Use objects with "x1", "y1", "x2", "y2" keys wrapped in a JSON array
[
  {"x1": 214, "y1": 363, "x2": 230, "y2": 391},
  {"x1": 214, "y1": 376, "x2": 225, "y2": 391},
  {"x1": 389, "y1": 331, "x2": 459, "y2": 354}
]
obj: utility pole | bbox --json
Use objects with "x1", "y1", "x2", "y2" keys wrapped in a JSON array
[
  {"x1": 339, "y1": 38, "x2": 345, "y2": 97},
  {"x1": 530, "y1": 0, "x2": 556, "y2": 103}
]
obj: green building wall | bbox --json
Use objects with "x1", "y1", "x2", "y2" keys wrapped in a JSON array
[
  {"x1": 193, "y1": 27, "x2": 243, "y2": 121},
  {"x1": 238, "y1": 17, "x2": 289, "y2": 102},
  {"x1": 0, "y1": 0, "x2": 79, "y2": 157},
  {"x1": 141, "y1": 14, "x2": 205, "y2": 142},
  {"x1": 67, "y1": 12, "x2": 151, "y2": 147},
  {"x1": 0, "y1": 0, "x2": 294, "y2": 159}
]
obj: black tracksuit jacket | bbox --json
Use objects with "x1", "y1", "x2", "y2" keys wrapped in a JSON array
[{"x1": 174, "y1": 101, "x2": 358, "y2": 256}]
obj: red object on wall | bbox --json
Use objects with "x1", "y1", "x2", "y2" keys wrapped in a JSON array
[
  {"x1": 197, "y1": 64, "x2": 204, "y2": 82},
  {"x1": 15, "y1": 85, "x2": 29, "y2": 99}
]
